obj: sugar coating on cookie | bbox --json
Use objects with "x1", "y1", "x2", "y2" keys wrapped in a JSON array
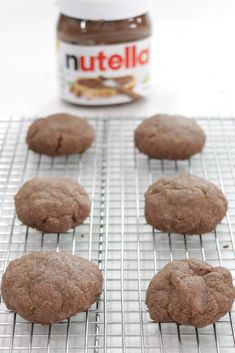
[
  {"x1": 146, "y1": 259, "x2": 235, "y2": 327},
  {"x1": 15, "y1": 177, "x2": 90, "y2": 233},
  {"x1": 145, "y1": 174, "x2": 227, "y2": 235},
  {"x1": 1, "y1": 252, "x2": 103, "y2": 325},
  {"x1": 26, "y1": 114, "x2": 94, "y2": 156},
  {"x1": 135, "y1": 114, "x2": 206, "y2": 160}
]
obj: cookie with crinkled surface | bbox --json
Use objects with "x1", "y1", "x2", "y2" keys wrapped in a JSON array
[
  {"x1": 145, "y1": 174, "x2": 227, "y2": 235},
  {"x1": 26, "y1": 114, "x2": 94, "y2": 156},
  {"x1": 1, "y1": 252, "x2": 103, "y2": 325},
  {"x1": 146, "y1": 259, "x2": 235, "y2": 327},
  {"x1": 15, "y1": 177, "x2": 90, "y2": 233},
  {"x1": 135, "y1": 114, "x2": 206, "y2": 160}
]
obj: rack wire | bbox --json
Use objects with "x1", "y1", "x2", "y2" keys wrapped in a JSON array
[{"x1": 0, "y1": 116, "x2": 234, "y2": 353}]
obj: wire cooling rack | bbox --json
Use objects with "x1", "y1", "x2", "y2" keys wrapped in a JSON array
[{"x1": 0, "y1": 116, "x2": 235, "y2": 353}]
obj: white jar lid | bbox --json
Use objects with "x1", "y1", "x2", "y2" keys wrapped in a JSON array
[{"x1": 57, "y1": 0, "x2": 152, "y2": 21}]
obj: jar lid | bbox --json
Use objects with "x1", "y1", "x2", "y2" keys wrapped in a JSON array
[{"x1": 57, "y1": 0, "x2": 152, "y2": 21}]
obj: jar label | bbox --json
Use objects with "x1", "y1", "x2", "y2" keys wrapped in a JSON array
[{"x1": 57, "y1": 38, "x2": 151, "y2": 106}]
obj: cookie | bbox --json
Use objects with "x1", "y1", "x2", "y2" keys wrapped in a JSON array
[
  {"x1": 145, "y1": 174, "x2": 227, "y2": 235},
  {"x1": 15, "y1": 177, "x2": 90, "y2": 233},
  {"x1": 146, "y1": 259, "x2": 235, "y2": 327},
  {"x1": 26, "y1": 114, "x2": 94, "y2": 156},
  {"x1": 1, "y1": 252, "x2": 103, "y2": 325},
  {"x1": 135, "y1": 114, "x2": 206, "y2": 160}
]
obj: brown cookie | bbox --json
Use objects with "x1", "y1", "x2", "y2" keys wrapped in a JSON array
[
  {"x1": 145, "y1": 174, "x2": 227, "y2": 235},
  {"x1": 15, "y1": 177, "x2": 90, "y2": 233},
  {"x1": 135, "y1": 114, "x2": 206, "y2": 160},
  {"x1": 146, "y1": 259, "x2": 235, "y2": 327},
  {"x1": 26, "y1": 114, "x2": 94, "y2": 156},
  {"x1": 1, "y1": 252, "x2": 103, "y2": 325}
]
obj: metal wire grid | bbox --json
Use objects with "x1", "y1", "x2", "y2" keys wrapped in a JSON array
[{"x1": 0, "y1": 117, "x2": 234, "y2": 353}]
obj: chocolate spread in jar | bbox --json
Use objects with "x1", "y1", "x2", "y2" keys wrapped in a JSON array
[{"x1": 57, "y1": 0, "x2": 152, "y2": 106}]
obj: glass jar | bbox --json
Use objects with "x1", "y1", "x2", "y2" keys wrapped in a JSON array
[{"x1": 56, "y1": 0, "x2": 152, "y2": 106}]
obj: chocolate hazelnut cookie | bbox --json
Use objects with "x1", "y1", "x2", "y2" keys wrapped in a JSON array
[
  {"x1": 145, "y1": 174, "x2": 227, "y2": 235},
  {"x1": 135, "y1": 114, "x2": 206, "y2": 160},
  {"x1": 15, "y1": 177, "x2": 90, "y2": 233},
  {"x1": 1, "y1": 252, "x2": 103, "y2": 325},
  {"x1": 146, "y1": 259, "x2": 235, "y2": 327},
  {"x1": 26, "y1": 114, "x2": 94, "y2": 156}
]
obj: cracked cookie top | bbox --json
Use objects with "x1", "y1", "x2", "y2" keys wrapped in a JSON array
[
  {"x1": 26, "y1": 114, "x2": 94, "y2": 156},
  {"x1": 1, "y1": 252, "x2": 103, "y2": 325},
  {"x1": 145, "y1": 174, "x2": 227, "y2": 235},
  {"x1": 146, "y1": 259, "x2": 235, "y2": 327},
  {"x1": 135, "y1": 114, "x2": 206, "y2": 160},
  {"x1": 15, "y1": 177, "x2": 90, "y2": 233}
]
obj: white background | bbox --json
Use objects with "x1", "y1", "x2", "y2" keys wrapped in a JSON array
[{"x1": 0, "y1": 0, "x2": 235, "y2": 118}]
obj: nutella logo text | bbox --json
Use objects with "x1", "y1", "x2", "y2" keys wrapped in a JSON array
[{"x1": 66, "y1": 45, "x2": 150, "y2": 72}]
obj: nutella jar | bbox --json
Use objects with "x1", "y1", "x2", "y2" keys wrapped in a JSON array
[{"x1": 57, "y1": 0, "x2": 152, "y2": 106}]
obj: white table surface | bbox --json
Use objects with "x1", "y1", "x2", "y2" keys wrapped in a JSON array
[{"x1": 0, "y1": 0, "x2": 235, "y2": 119}]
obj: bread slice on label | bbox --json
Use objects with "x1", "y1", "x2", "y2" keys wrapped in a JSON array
[{"x1": 70, "y1": 75, "x2": 136, "y2": 98}]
